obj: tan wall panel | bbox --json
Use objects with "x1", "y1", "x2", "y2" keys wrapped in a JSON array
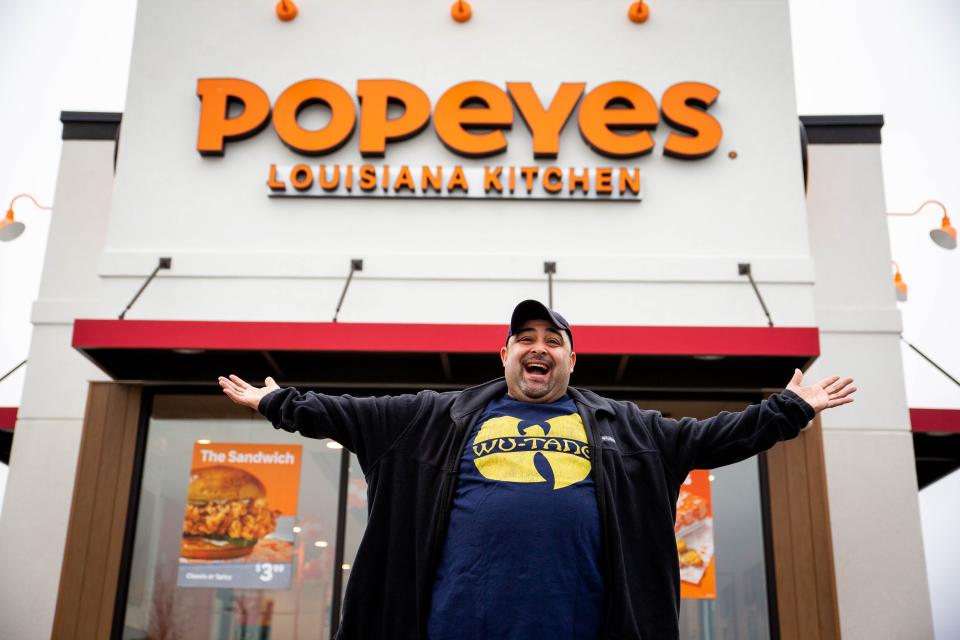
[
  {"x1": 97, "y1": 388, "x2": 143, "y2": 638},
  {"x1": 51, "y1": 384, "x2": 110, "y2": 638},
  {"x1": 52, "y1": 383, "x2": 142, "y2": 639},
  {"x1": 766, "y1": 415, "x2": 841, "y2": 640}
]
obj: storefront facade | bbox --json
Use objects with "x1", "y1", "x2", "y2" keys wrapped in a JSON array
[{"x1": 0, "y1": 1, "x2": 934, "y2": 638}]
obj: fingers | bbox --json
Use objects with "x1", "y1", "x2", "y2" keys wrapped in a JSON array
[
  {"x1": 830, "y1": 385, "x2": 856, "y2": 400},
  {"x1": 265, "y1": 376, "x2": 278, "y2": 388},
  {"x1": 229, "y1": 374, "x2": 251, "y2": 390},
  {"x1": 218, "y1": 377, "x2": 244, "y2": 404},
  {"x1": 827, "y1": 396, "x2": 855, "y2": 409},
  {"x1": 825, "y1": 377, "x2": 854, "y2": 394},
  {"x1": 817, "y1": 375, "x2": 840, "y2": 389}
]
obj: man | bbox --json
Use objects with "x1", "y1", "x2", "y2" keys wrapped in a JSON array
[{"x1": 219, "y1": 299, "x2": 855, "y2": 640}]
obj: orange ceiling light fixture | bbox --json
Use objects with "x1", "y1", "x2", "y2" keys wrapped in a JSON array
[
  {"x1": 628, "y1": 1, "x2": 650, "y2": 23},
  {"x1": 891, "y1": 260, "x2": 908, "y2": 302},
  {"x1": 276, "y1": 0, "x2": 298, "y2": 22},
  {"x1": 451, "y1": 0, "x2": 472, "y2": 23},
  {"x1": 888, "y1": 199, "x2": 957, "y2": 250},
  {"x1": 1, "y1": 194, "x2": 52, "y2": 242}
]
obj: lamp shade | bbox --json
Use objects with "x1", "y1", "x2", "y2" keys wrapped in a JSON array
[
  {"x1": 894, "y1": 270, "x2": 908, "y2": 302},
  {"x1": 930, "y1": 214, "x2": 957, "y2": 249},
  {"x1": 0, "y1": 210, "x2": 25, "y2": 242}
]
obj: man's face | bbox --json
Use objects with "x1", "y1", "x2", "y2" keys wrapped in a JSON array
[{"x1": 500, "y1": 319, "x2": 576, "y2": 403}]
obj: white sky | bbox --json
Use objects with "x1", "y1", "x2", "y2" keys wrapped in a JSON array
[{"x1": 0, "y1": 0, "x2": 958, "y2": 412}]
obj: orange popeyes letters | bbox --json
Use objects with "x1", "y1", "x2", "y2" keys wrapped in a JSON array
[
  {"x1": 196, "y1": 78, "x2": 272, "y2": 156},
  {"x1": 196, "y1": 78, "x2": 722, "y2": 159},
  {"x1": 507, "y1": 82, "x2": 585, "y2": 159},
  {"x1": 357, "y1": 80, "x2": 431, "y2": 157},
  {"x1": 433, "y1": 81, "x2": 514, "y2": 157},
  {"x1": 272, "y1": 80, "x2": 356, "y2": 155},
  {"x1": 577, "y1": 81, "x2": 659, "y2": 158},
  {"x1": 660, "y1": 82, "x2": 723, "y2": 159}
]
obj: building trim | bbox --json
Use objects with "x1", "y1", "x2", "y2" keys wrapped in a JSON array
[
  {"x1": 60, "y1": 111, "x2": 122, "y2": 141},
  {"x1": 800, "y1": 115, "x2": 884, "y2": 145}
]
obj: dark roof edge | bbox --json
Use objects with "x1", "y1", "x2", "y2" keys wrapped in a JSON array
[
  {"x1": 799, "y1": 115, "x2": 884, "y2": 145},
  {"x1": 60, "y1": 111, "x2": 123, "y2": 141}
]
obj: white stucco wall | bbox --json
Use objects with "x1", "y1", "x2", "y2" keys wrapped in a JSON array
[
  {"x1": 98, "y1": 0, "x2": 813, "y2": 330},
  {"x1": 805, "y1": 141, "x2": 934, "y2": 638}
]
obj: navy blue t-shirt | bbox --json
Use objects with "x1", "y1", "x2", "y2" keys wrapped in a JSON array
[{"x1": 428, "y1": 394, "x2": 603, "y2": 640}]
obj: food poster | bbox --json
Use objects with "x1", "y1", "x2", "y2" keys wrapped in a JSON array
[
  {"x1": 677, "y1": 470, "x2": 716, "y2": 599},
  {"x1": 178, "y1": 442, "x2": 302, "y2": 589}
]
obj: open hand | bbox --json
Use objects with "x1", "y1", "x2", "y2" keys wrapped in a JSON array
[
  {"x1": 785, "y1": 369, "x2": 856, "y2": 414},
  {"x1": 218, "y1": 374, "x2": 280, "y2": 411}
]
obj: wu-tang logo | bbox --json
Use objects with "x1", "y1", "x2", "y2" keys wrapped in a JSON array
[{"x1": 471, "y1": 413, "x2": 591, "y2": 490}]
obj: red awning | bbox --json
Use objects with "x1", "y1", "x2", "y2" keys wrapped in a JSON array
[
  {"x1": 0, "y1": 407, "x2": 17, "y2": 431},
  {"x1": 72, "y1": 319, "x2": 820, "y2": 394},
  {"x1": 910, "y1": 408, "x2": 960, "y2": 434}
]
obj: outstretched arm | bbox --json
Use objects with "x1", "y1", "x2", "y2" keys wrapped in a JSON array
[
  {"x1": 650, "y1": 369, "x2": 856, "y2": 480},
  {"x1": 218, "y1": 374, "x2": 428, "y2": 473}
]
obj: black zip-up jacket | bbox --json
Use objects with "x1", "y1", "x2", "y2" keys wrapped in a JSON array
[{"x1": 259, "y1": 378, "x2": 816, "y2": 639}]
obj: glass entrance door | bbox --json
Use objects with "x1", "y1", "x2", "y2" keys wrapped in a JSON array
[{"x1": 120, "y1": 393, "x2": 355, "y2": 640}]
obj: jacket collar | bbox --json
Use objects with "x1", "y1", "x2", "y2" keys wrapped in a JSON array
[
  {"x1": 450, "y1": 378, "x2": 508, "y2": 422},
  {"x1": 451, "y1": 377, "x2": 617, "y2": 422},
  {"x1": 567, "y1": 385, "x2": 618, "y2": 417}
]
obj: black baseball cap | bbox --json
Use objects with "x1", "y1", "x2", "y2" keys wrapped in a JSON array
[{"x1": 506, "y1": 299, "x2": 574, "y2": 350}]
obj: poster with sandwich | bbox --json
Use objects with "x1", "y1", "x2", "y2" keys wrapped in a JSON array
[
  {"x1": 677, "y1": 469, "x2": 716, "y2": 599},
  {"x1": 177, "y1": 442, "x2": 302, "y2": 589}
]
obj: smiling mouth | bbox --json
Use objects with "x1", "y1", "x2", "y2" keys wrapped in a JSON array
[{"x1": 524, "y1": 362, "x2": 551, "y2": 377}]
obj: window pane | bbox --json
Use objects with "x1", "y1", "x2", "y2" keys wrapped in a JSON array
[
  {"x1": 678, "y1": 456, "x2": 771, "y2": 640},
  {"x1": 121, "y1": 399, "x2": 343, "y2": 640}
]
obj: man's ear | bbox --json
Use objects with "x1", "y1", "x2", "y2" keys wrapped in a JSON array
[
  {"x1": 500, "y1": 346, "x2": 508, "y2": 367},
  {"x1": 570, "y1": 351, "x2": 576, "y2": 372}
]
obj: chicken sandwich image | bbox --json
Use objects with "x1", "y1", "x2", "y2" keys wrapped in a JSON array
[{"x1": 181, "y1": 465, "x2": 280, "y2": 560}]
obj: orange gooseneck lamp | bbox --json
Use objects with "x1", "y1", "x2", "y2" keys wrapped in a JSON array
[
  {"x1": 891, "y1": 260, "x2": 908, "y2": 302},
  {"x1": 1, "y1": 194, "x2": 52, "y2": 242},
  {"x1": 888, "y1": 199, "x2": 957, "y2": 250}
]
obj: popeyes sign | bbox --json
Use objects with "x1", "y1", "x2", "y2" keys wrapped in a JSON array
[{"x1": 196, "y1": 78, "x2": 723, "y2": 199}]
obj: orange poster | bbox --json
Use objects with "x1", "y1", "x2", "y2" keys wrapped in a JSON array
[
  {"x1": 178, "y1": 442, "x2": 302, "y2": 589},
  {"x1": 677, "y1": 469, "x2": 716, "y2": 599}
]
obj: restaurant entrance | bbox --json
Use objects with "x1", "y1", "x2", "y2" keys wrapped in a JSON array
[{"x1": 53, "y1": 319, "x2": 837, "y2": 639}]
